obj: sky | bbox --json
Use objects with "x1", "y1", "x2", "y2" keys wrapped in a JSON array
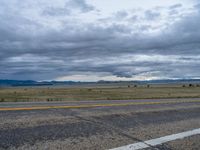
[{"x1": 0, "y1": 0, "x2": 200, "y2": 81}]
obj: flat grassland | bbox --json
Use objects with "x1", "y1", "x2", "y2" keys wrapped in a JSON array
[{"x1": 0, "y1": 84, "x2": 200, "y2": 102}]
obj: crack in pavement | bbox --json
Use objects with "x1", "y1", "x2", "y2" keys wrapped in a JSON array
[{"x1": 53, "y1": 109, "x2": 159, "y2": 150}]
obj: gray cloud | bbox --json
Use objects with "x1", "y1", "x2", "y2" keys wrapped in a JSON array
[
  {"x1": 66, "y1": 0, "x2": 95, "y2": 12},
  {"x1": 144, "y1": 10, "x2": 160, "y2": 20},
  {"x1": 114, "y1": 11, "x2": 128, "y2": 19},
  {"x1": 43, "y1": 0, "x2": 95, "y2": 16},
  {"x1": 0, "y1": 1, "x2": 200, "y2": 80},
  {"x1": 169, "y1": 4, "x2": 182, "y2": 10},
  {"x1": 43, "y1": 7, "x2": 71, "y2": 16},
  {"x1": 168, "y1": 3, "x2": 183, "y2": 16}
]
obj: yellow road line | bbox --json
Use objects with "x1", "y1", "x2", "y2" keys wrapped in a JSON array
[{"x1": 0, "y1": 100, "x2": 200, "y2": 111}]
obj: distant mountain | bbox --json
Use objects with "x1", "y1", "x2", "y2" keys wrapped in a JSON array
[
  {"x1": 0, "y1": 80, "x2": 52, "y2": 86},
  {"x1": 98, "y1": 79, "x2": 200, "y2": 84},
  {"x1": 0, "y1": 80, "x2": 36, "y2": 85},
  {"x1": 134, "y1": 79, "x2": 200, "y2": 84},
  {"x1": 0, "y1": 79, "x2": 200, "y2": 86},
  {"x1": 0, "y1": 80, "x2": 90, "y2": 86}
]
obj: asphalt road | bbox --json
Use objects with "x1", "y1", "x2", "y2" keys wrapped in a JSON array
[{"x1": 0, "y1": 98, "x2": 200, "y2": 150}]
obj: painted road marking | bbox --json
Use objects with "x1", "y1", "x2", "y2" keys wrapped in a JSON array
[
  {"x1": 0, "y1": 99, "x2": 200, "y2": 111},
  {"x1": 110, "y1": 128, "x2": 200, "y2": 150}
]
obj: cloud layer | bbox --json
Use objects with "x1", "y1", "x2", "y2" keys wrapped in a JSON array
[{"x1": 0, "y1": 0, "x2": 200, "y2": 81}]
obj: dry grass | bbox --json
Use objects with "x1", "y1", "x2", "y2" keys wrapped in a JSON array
[{"x1": 0, "y1": 84, "x2": 200, "y2": 102}]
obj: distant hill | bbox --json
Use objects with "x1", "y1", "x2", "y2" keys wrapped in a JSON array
[{"x1": 0, "y1": 79, "x2": 200, "y2": 86}]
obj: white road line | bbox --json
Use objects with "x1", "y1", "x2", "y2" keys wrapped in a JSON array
[{"x1": 110, "y1": 128, "x2": 200, "y2": 150}]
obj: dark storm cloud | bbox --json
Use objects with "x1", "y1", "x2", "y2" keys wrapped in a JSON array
[{"x1": 0, "y1": 1, "x2": 200, "y2": 80}]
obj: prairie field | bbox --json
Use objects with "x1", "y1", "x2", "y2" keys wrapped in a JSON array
[{"x1": 0, "y1": 83, "x2": 200, "y2": 102}]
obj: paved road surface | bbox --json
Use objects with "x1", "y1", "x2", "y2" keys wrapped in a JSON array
[{"x1": 0, "y1": 98, "x2": 200, "y2": 150}]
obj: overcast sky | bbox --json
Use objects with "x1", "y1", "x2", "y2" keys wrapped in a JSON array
[{"x1": 0, "y1": 0, "x2": 200, "y2": 81}]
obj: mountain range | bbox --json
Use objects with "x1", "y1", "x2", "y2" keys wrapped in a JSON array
[{"x1": 0, "y1": 79, "x2": 200, "y2": 86}]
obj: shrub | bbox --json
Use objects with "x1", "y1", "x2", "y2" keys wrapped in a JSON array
[
  {"x1": 0, "y1": 98, "x2": 4, "y2": 102},
  {"x1": 47, "y1": 98, "x2": 51, "y2": 101},
  {"x1": 189, "y1": 84, "x2": 193, "y2": 87}
]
